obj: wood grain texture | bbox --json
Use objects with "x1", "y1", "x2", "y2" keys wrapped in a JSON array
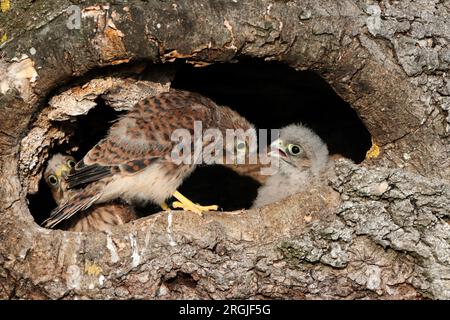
[{"x1": 1, "y1": 0, "x2": 450, "y2": 299}]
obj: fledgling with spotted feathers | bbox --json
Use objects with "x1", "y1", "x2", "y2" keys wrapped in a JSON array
[
  {"x1": 252, "y1": 124, "x2": 330, "y2": 208},
  {"x1": 44, "y1": 153, "x2": 137, "y2": 232},
  {"x1": 42, "y1": 89, "x2": 255, "y2": 228}
]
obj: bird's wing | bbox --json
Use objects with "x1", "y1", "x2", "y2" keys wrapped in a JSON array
[
  {"x1": 67, "y1": 92, "x2": 216, "y2": 189},
  {"x1": 42, "y1": 181, "x2": 105, "y2": 228}
]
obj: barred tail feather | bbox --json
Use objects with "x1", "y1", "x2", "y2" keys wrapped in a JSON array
[
  {"x1": 42, "y1": 191, "x2": 102, "y2": 228},
  {"x1": 67, "y1": 163, "x2": 112, "y2": 189}
]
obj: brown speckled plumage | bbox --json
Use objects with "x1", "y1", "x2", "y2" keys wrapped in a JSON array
[
  {"x1": 43, "y1": 89, "x2": 254, "y2": 228},
  {"x1": 43, "y1": 154, "x2": 136, "y2": 232}
]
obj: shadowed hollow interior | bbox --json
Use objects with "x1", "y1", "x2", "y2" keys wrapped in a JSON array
[{"x1": 28, "y1": 59, "x2": 372, "y2": 227}]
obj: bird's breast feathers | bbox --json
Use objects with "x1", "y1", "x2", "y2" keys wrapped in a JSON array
[{"x1": 99, "y1": 161, "x2": 194, "y2": 205}]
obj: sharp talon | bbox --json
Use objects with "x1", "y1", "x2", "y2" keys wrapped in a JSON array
[{"x1": 171, "y1": 191, "x2": 218, "y2": 216}]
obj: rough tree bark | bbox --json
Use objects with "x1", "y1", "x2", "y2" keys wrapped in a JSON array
[{"x1": 1, "y1": 0, "x2": 450, "y2": 299}]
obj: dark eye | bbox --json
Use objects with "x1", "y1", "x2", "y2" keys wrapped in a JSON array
[
  {"x1": 67, "y1": 159, "x2": 76, "y2": 168},
  {"x1": 47, "y1": 175, "x2": 58, "y2": 186},
  {"x1": 288, "y1": 144, "x2": 302, "y2": 155}
]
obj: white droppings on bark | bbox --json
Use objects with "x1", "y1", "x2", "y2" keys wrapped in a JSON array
[
  {"x1": 129, "y1": 234, "x2": 141, "y2": 267},
  {"x1": 106, "y1": 234, "x2": 119, "y2": 263},
  {"x1": 99, "y1": 275, "x2": 105, "y2": 286},
  {"x1": 66, "y1": 265, "x2": 81, "y2": 289},
  {"x1": 167, "y1": 210, "x2": 177, "y2": 247}
]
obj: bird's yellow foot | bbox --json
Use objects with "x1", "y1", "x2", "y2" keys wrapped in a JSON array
[
  {"x1": 171, "y1": 191, "x2": 218, "y2": 216},
  {"x1": 172, "y1": 201, "x2": 219, "y2": 215},
  {"x1": 160, "y1": 202, "x2": 170, "y2": 211}
]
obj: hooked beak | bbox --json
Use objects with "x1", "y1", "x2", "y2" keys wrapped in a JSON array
[
  {"x1": 268, "y1": 138, "x2": 287, "y2": 159},
  {"x1": 55, "y1": 164, "x2": 71, "y2": 180}
]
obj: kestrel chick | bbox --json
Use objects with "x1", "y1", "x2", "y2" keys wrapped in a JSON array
[
  {"x1": 44, "y1": 153, "x2": 137, "y2": 232},
  {"x1": 252, "y1": 124, "x2": 330, "y2": 208},
  {"x1": 43, "y1": 89, "x2": 254, "y2": 228}
]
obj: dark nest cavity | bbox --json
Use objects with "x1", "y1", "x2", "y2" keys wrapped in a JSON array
[{"x1": 28, "y1": 58, "x2": 372, "y2": 227}]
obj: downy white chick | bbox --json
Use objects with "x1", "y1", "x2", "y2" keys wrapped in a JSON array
[{"x1": 252, "y1": 124, "x2": 330, "y2": 208}]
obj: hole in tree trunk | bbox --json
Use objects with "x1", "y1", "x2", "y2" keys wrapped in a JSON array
[
  {"x1": 26, "y1": 58, "x2": 372, "y2": 229},
  {"x1": 171, "y1": 58, "x2": 372, "y2": 162},
  {"x1": 171, "y1": 59, "x2": 372, "y2": 211}
]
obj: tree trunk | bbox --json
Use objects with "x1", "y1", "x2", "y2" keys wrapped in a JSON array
[{"x1": 1, "y1": 0, "x2": 449, "y2": 299}]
